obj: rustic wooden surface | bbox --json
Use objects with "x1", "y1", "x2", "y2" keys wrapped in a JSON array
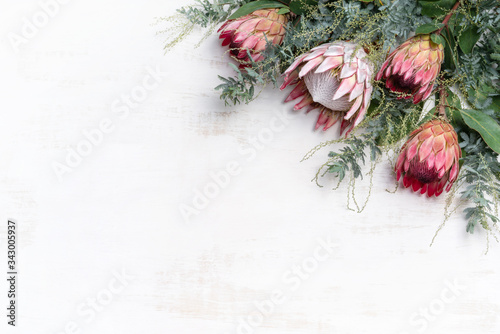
[{"x1": 1, "y1": 1, "x2": 498, "y2": 333}]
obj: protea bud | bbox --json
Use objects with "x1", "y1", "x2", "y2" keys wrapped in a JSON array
[
  {"x1": 395, "y1": 119, "x2": 461, "y2": 197},
  {"x1": 280, "y1": 42, "x2": 374, "y2": 136},
  {"x1": 376, "y1": 34, "x2": 444, "y2": 104},
  {"x1": 218, "y1": 8, "x2": 287, "y2": 64}
]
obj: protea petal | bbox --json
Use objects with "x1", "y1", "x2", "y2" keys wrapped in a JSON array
[
  {"x1": 344, "y1": 95, "x2": 363, "y2": 119},
  {"x1": 304, "y1": 49, "x2": 325, "y2": 61},
  {"x1": 285, "y1": 82, "x2": 307, "y2": 102},
  {"x1": 340, "y1": 63, "x2": 357, "y2": 79},
  {"x1": 324, "y1": 113, "x2": 340, "y2": 131},
  {"x1": 449, "y1": 162, "x2": 459, "y2": 181},
  {"x1": 376, "y1": 58, "x2": 391, "y2": 80},
  {"x1": 315, "y1": 56, "x2": 343, "y2": 73},
  {"x1": 315, "y1": 109, "x2": 329, "y2": 129},
  {"x1": 294, "y1": 94, "x2": 314, "y2": 110},
  {"x1": 333, "y1": 75, "x2": 356, "y2": 100},
  {"x1": 280, "y1": 70, "x2": 299, "y2": 90},
  {"x1": 324, "y1": 44, "x2": 345, "y2": 57},
  {"x1": 435, "y1": 149, "x2": 447, "y2": 171},
  {"x1": 349, "y1": 82, "x2": 365, "y2": 102},
  {"x1": 299, "y1": 57, "x2": 324, "y2": 78},
  {"x1": 418, "y1": 136, "x2": 434, "y2": 162},
  {"x1": 426, "y1": 151, "x2": 435, "y2": 170}
]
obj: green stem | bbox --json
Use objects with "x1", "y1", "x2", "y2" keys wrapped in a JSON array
[{"x1": 437, "y1": 86, "x2": 449, "y2": 121}]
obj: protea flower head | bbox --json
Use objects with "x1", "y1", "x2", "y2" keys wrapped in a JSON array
[
  {"x1": 280, "y1": 41, "x2": 374, "y2": 136},
  {"x1": 218, "y1": 8, "x2": 287, "y2": 64},
  {"x1": 395, "y1": 119, "x2": 461, "y2": 197},
  {"x1": 376, "y1": 34, "x2": 444, "y2": 104}
]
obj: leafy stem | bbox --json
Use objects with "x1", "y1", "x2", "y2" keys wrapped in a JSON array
[{"x1": 436, "y1": 0, "x2": 461, "y2": 35}]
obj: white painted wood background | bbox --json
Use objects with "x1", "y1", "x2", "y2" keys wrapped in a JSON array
[{"x1": 1, "y1": 1, "x2": 498, "y2": 333}]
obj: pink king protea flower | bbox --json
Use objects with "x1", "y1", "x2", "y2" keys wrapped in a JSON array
[
  {"x1": 376, "y1": 34, "x2": 444, "y2": 104},
  {"x1": 395, "y1": 119, "x2": 461, "y2": 197},
  {"x1": 218, "y1": 8, "x2": 287, "y2": 64},
  {"x1": 280, "y1": 42, "x2": 374, "y2": 136}
]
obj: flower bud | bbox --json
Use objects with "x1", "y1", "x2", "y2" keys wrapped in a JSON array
[
  {"x1": 218, "y1": 8, "x2": 287, "y2": 64},
  {"x1": 376, "y1": 34, "x2": 444, "y2": 104},
  {"x1": 395, "y1": 119, "x2": 461, "y2": 197}
]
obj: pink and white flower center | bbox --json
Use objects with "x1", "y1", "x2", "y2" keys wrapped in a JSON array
[
  {"x1": 409, "y1": 159, "x2": 439, "y2": 183},
  {"x1": 303, "y1": 71, "x2": 354, "y2": 112}
]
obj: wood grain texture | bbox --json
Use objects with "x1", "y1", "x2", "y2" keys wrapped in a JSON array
[{"x1": 0, "y1": 1, "x2": 498, "y2": 333}]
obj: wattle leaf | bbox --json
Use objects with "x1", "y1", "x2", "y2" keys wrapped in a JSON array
[
  {"x1": 228, "y1": 1, "x2": 288, "y2": 20},
  {"x1": 460, "y1": 109, "x2": 500, "y2": 154},
  {"x1": 468, "y1": 88, "x2": 500, "y2": 111}
]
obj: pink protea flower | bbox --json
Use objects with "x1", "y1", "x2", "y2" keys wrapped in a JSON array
[
  {"x1": 218, "y1": 8, "x2": 287, "y2": 64},
  {"x1": 395, "y1": 119, "x2": 461, "y2": 197},
  {"x1": 280, "y1": 42, "x2": 374, "y2": 136},
  {"x1": 376, "y1": 34, "x2": 444, "y2": 104}
]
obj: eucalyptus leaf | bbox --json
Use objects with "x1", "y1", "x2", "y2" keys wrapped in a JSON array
[
  {"x1": 458, "y1": 26, "x2": 481, "y2": 54},
  {"x1": 276, "y1": 8, "x2": 291, "y2": 14},
  {"x1": 492, "y1": 96, "x2": 500, "y2": 115},
  {"x1": 418, "y1": 0, "x2": 455, "y2": 17},
  {"x1": 431, "y1": 33, "x2": 446, "y2": 46},
  {"x1": 289, "y1": 0, "x2": 318, "y2": 15},
  {"x1": 460, "y1": 109, "x2": 500, "y2": 154},
  {"x1": 228, "y1": 1, "x2": 288, "y2": 20},
  {"x1": 441, "y1": 27, "x2": 457, "y2": 71},
  {"x1": 415, "y1": 23, "x2": 443, "y2": 34}
]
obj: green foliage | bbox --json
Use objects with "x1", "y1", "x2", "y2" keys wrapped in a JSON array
[
  {"x1": 456, "y1": 2, "x2": 499, "y2": 114},
  {"x1": 157, "y1": 0, "x2": 253, "y2": 53},
  {"x1": 169, "y1": 0, "x2": 500, "y2": 240},
  {"x1": 289, "y1": 0, "x2": 319, "y2": 15},
  {"x1": 214, "y1": 39, "x2": 289, "y2": 104},
  {"x1": 458, "y1": 26, "x2": 480, "y2": 54},
  {"x1": 324, "y1": 135, "x2": 382, "y2": 182},
  {"x1": 364, "y1": 88, "x2": 426, "y2": 148},
  {"x1": 458, "y1": 132, "x2": 500, "y2": 237},
  {"x1": 415, "y1": 23, "x2": 444, "y2": 34},
  {"x1": 215, "y1": 63, "x2": 264, "y2": 105},
  {"x1": 213, "y1": 0, "x2": 432, "y2": 106},
  {"x1": 418, "y1": 0, "x2": 455, "y2": 17},
  {"x1": 431, "y1": 33, "x2": 446, "y2": 46},
  {"x1": 441, "y1": 26, "x2": 458, "y2": 71},
  {"x1": 303, "y1": 133, "x2": 382, "y2": 213},
  {"x1": 445, "y1": 89, "x2": 464, "y2": 126},
  {"x1": 228, "y1": 0, "x2": 288, "y2": 20},
  {"x1": 460, "y1": 109, "x2": 500, "y2": 154},
  {"x1": 178, "y1": 0, "x2": 251, "y2": 27}
]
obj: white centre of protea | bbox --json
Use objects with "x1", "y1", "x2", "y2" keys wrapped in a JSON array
[{"x1": 303, "y1": 71, "x2": 354, "y2": 112}]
